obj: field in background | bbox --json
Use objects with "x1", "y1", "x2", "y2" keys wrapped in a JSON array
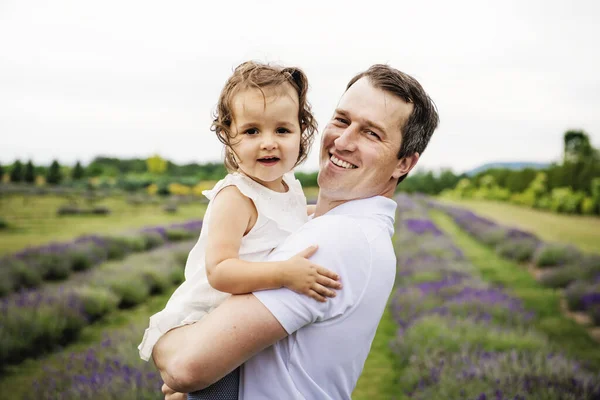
[
  {"x1": 439, "y1": 198, "x2": 600, "y2": 254},
  {"x1": 0, "y1": 195, "x2": 207, "y2": 255}
]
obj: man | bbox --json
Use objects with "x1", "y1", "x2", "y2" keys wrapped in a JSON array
[{"x1": 153, "y1": 64, "x2": 439, "y2": 399}]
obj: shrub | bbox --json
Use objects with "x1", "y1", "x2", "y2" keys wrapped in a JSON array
[
  {"x1": 104, "y1": 237, "x2": 132, "y2": 260},
  {"x1": 11, "y1": 259, "x2": 43, "y2": 288},
  {"x1": 142, "y1": 269, "x2": 172, "y2": 294},
  {"x1": 57, "y1": 205, "x2": 81, "y2": 216},
  {"x1": 141, "y1": 232, "x2": 166, "y2": 250},
  {"x1": 91, "y1": 206, "x2": 111, "y2": 215},
  {"x1": 0, "y1": 217, "x2": 8, "y2": 230},
  {"x1": 163, "y1": 204, "x2": 178, "y2": 214},
  {"x1": 565, "y1": 282, "x2": 590, "y2": 311},
  {"x1": 479, "y1": 227, "x2": 506, "y2": 246},
  {"x1": 74, "y1": 287, "x2": 119, "y2": 322},
  {"x1": 589, "y1": 305, "x2": 600, "y2": 326},
  {"x1": 581, "y1": 254, "x2": 600, "y2": 279},
  {"x1": 165, "y1": 228, "x2": 195, "y2": 241},
  {"x1": 28, "y1": 252, "x2": 72, "y2": 280},
  {"x1": 496, "y1": 238, "x2": 537, "y2": 262},
  {"x1": 107, "y1": 279, "x2": 151, "y2": 308},
  {"x1": 0, "y1": 267, "x2": 16, "y2": 296},
  {"x1": 534, "y1": 244, "x2": 582, "y2": 268},
  {"x1": 538, "y1": 267, "x2": 581, "y2": 289}
]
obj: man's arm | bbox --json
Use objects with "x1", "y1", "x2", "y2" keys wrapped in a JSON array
[{"x1": 152, "y1": 293, "x2": 287, "y2": 393}]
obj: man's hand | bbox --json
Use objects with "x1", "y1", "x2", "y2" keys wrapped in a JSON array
[
  {"x1": 153, "y1": 294, "x2": 288, "y2": 392},
  {"x1": 162, "y1": 383, "x2": 186, "y2": 400}
]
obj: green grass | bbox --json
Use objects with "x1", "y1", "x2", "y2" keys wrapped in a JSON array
[
  {"x1": 353, "y1": 306, "x2": 400, "y2": 400},
  {"x1": 0, "y1": 195, "x2": 207, "y2": 255},
  {"x1": 438, "y1": 198, "x2": 600, "y2": 254},
  {"x1": 430, "y1": 210, "x2": 600, "y2": 369}
]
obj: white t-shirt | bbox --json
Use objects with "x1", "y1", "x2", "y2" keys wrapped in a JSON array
[
  {"x1": 138, "y1": 171, "x2": 307, "y2": 361},
  {"x1": 240, "y1": 196, "x2": 397, "y2": 400}
]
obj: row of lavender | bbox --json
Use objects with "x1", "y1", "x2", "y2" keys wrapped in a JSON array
[
  {"x1": 0, "y1": 220, "x2": 203, "y2": 297},
  {"x1": 428, "y1": 200, "x2": 600, "y2": 326},
  {"x1": 0, "y1": 232, "x2": 197, "y2": 369},
  {"x1": 391, "y1": 194, "x2": 600, "y2": 399}
]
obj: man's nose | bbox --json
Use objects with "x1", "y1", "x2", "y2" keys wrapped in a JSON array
[{"x1": 333, "y1": 126, "x2": 358, "y2": 152}]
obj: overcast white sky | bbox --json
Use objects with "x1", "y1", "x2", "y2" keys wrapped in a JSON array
[{"x1": 1, "y1": 0, "x2": 599, "y2": 173}]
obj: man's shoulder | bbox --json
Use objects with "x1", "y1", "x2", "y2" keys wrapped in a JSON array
[{"x1": 299, "y1": 214, "x2": 368, "y2": 243}]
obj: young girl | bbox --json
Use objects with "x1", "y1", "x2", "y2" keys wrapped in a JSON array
[{"x1": 138, "y1": 61, "x2": 341, "y2": 397}]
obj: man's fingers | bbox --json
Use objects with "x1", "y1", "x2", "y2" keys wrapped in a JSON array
[
  {"x1": 296, "y1": 245, "x2": 318, "y2": 259},
  {"x1": 317, "y1": 275, "x2": 343, "y2": 289},
  {"x1": 317, "y1": 266, "x2": 339, "y2": 281},
  {"x1": 161, "y1": 383, "x2": 175, "y2": 396},
  {"x1": 312, "y1": 283, "x2": 336, "y2": 298},
  {"x1": 309, "y1": 289, "x2": 327, "y2": 302}
]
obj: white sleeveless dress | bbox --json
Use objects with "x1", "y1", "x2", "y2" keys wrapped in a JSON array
[{"x1": 138, "y1": 171, "x2": 308, "y2": 361}]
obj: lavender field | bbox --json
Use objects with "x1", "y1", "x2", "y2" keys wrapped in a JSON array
[{"x1": 1, "y1": 195, "x2": 600, "y2": 399}]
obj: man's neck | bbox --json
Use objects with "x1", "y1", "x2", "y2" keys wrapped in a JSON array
[{"x1": 313, "y1": 187, "x2": 395, "y2": 218}]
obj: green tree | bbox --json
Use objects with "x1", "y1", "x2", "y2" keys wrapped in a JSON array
[
  {"x1": 72, "y1": 161, "x2": 85, "y2": 180},
  {"x1": 46, "y1": 160, "x2": 63, "y2": 185},
  {"x1": 0, "y1": 162, "x2": 4, "y2": 181},
  {"x1": 24, "y1": 160, "x2": 35, "y2": 184},
  {"x1": 563, "y1": 130, "x2": 593, "y2": 164},
  {"x1": 10, "y1": 160, "x2": 23, "y2": 183},
  {"x1": 146, "y1": 154, "x2": 167, "y2": 174}
]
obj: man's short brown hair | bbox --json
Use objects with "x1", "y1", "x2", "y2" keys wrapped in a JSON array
[
  {"x1": 211, "y1": 61, "x2": 318, "y2": 172},
  {"x1": 346, "y1": 64, "x2": 439, "y2": 183}
]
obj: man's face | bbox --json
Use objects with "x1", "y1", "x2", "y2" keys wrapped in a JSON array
[{"x1": 318, "y1": 77, "x2": 416, "y2": 201}]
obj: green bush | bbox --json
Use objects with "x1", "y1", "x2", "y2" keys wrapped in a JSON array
[
  {"x1": 0, "y1": 217, "x2": 8, "y2": 230},
  {"x1": 534, "y1": 244, "x2": 582, "y2": 268},
  {"x1": 565, "y1": 282, "x2": 590, "y2": 311},
  {"x1": 538, "y1": 267, "x2": 580, "y2": 289},
  {"x1": 107, "y1": 279, "x2": 151, "y2": 308},
  {"x1": 11, "y1": 259, "x2": 43, "y2": 288},
  {"x1": 141, "y1": 232, "x2": 166, "y2": 250},
  {"x1": 142, "y1": 269, "x2": 172, "y2": 294},
  {"x1": 33, "y1": 253, "x2": 72, "y2": 280},
  {"x1": 0, "y1": 267, "x2": 16, "y2": 296},
  {"x1": 57, "y1": 205, "x2": 81, "y2": 216},
  {"x1": 589, "y1": 305, "x2": 600, "y2": 326},
  {"x1": 105, "y1": 237, "x2": 132, "y2": 260},
  {"x1": 495, "y1": 239, "x2": 537, "y2": 262},
  {"x1": 163, "y1": 204, "x2": 178, "y2": 213},
  {"x1": 165, "y1": 228, "x2": 195, "y2": 242},
  {"x1": 75, "y1": 287, "x2": 120, "y2": 321},
  {"x1": 91, "y1": 206, "x2": 111, "y2": 215},
  {"x1": 581, "y1": 197, "x2": 597, "y2": 215}
]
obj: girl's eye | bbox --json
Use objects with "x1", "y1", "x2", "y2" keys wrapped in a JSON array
[
  {"x1": 244, "y1": 128, "x2": 258, "y2": 135},
  {"x1": 276, "y1": 127, "x2": 291, "y2": 134}
]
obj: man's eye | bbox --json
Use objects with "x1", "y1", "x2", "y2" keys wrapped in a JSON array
[
  {"x1": 367, "y1": 131, "x2": 380, "y2": 139},
  {"x1": 334, "y1": 117, "x2": 349, "y2": 125},
  {"x1": 244, "y1": 128, "x2": 258, "y2": 135},
  {"x1": 276, "y1": 127, "x2": 291, "y2": 134}
]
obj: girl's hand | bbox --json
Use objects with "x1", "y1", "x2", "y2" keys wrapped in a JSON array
[{"x1": 281, "y1": 245, "x2": 342, "y2": 302}]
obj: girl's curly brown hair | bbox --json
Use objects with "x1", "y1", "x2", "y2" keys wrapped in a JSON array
[{"x1": 211, "y1": 61, "x2": 318, "y2": 172}]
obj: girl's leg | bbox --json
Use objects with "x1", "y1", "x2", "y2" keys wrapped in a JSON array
[{"x1": 186, "y1": 367, "x2": 240, "y2": 400}]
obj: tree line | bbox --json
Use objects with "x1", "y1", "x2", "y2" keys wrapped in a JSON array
[{"x1": 399, "y1": 130, "x2": 600, "y2": 215}]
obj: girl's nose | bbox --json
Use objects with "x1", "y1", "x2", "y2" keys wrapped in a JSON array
[{"x1": 260, "y1": 134, "x2": 277, "y2": 150}]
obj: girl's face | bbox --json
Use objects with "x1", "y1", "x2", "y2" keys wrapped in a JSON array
[{"x1": 229, "y1": 83, "x2": 302, "y2": 192}]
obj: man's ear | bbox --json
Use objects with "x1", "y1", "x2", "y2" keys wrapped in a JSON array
[{"x1": 392, "y1": 152, "x2": 420, "y2": 179}]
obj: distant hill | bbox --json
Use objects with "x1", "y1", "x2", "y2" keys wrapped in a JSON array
[{"x1": 465, "y1": 162, "x2": 551, "y2": 176}]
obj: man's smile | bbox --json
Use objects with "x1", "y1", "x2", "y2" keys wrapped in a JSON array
[{"x1": 329, "y1": 153, "x2": 357, "y2": 169}]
